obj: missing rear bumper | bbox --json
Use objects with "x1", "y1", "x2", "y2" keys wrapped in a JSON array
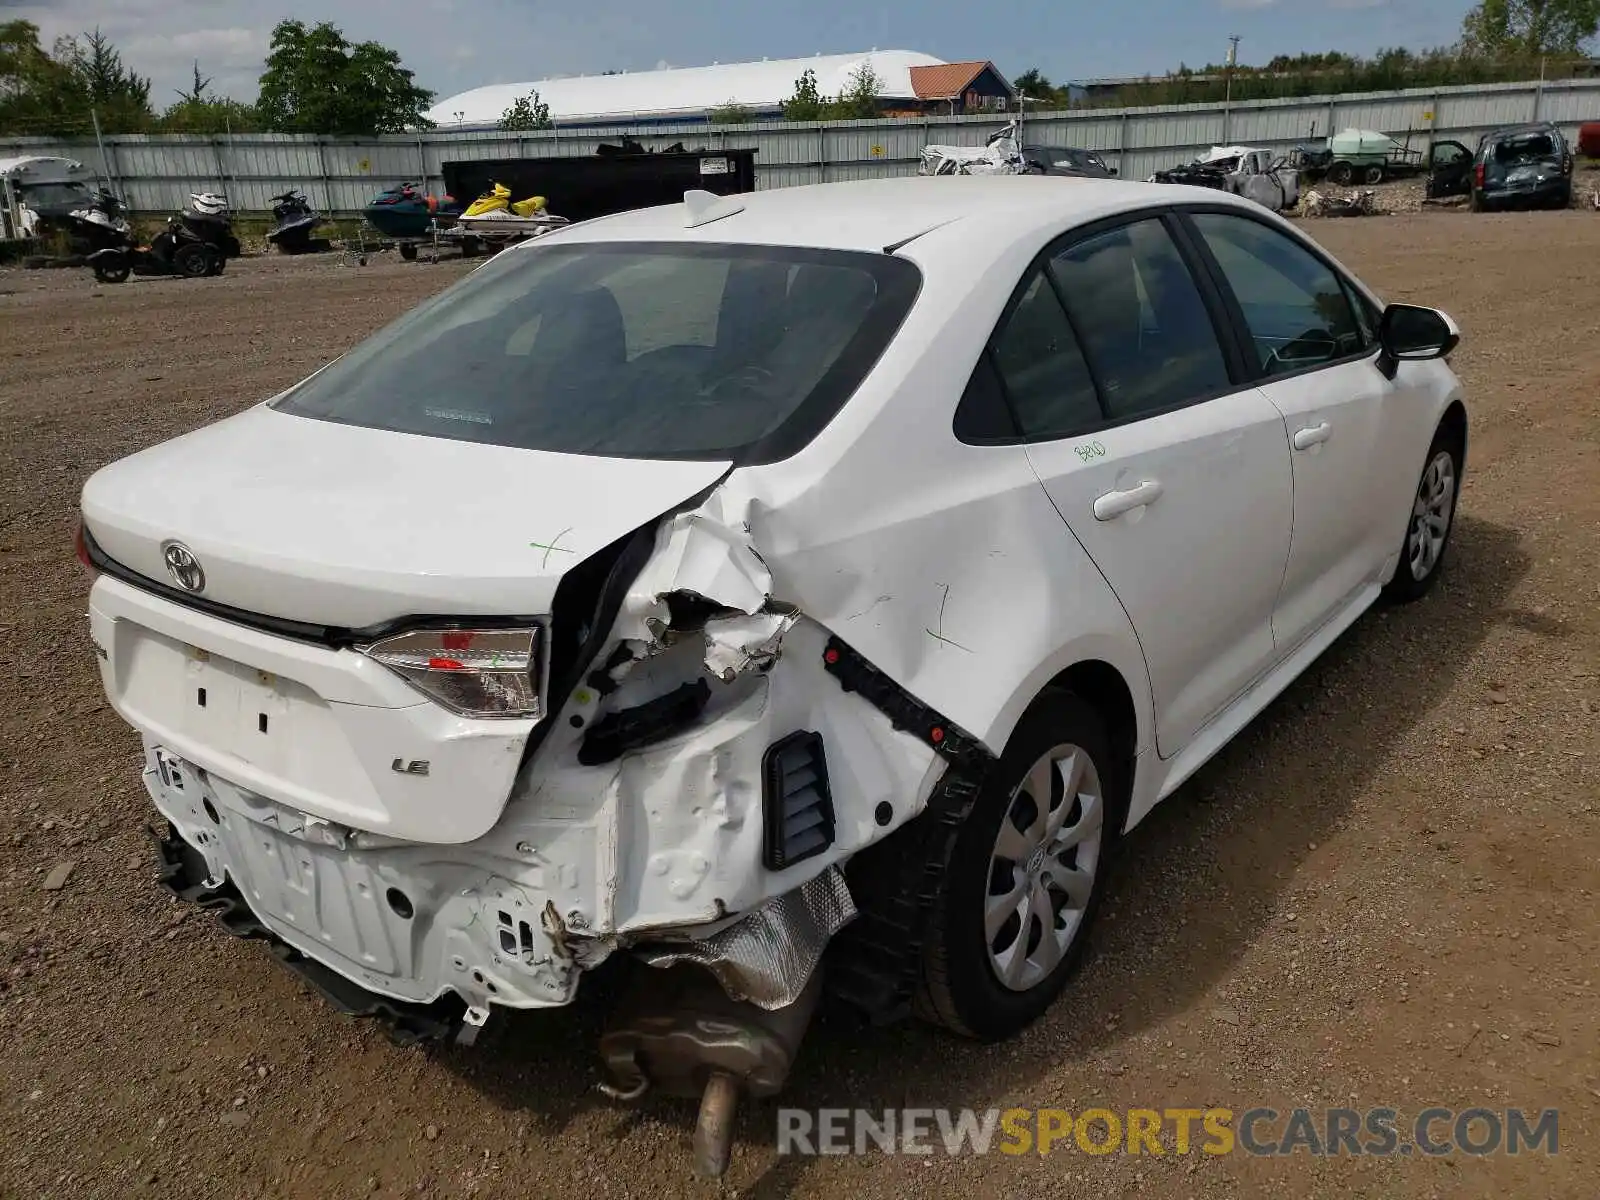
[{"x1": 150, "y1": 821, "x2": 470, "y2": 1045}]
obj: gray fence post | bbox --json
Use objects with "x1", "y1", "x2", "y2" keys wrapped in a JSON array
[{"x1": 1119, "y1": 110, "x2": 1130, "y2": 176}]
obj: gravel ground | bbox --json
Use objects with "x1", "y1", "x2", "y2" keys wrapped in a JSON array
[{"x1": 1, "y1": 216, "x2": 1597, "y2": 1199}]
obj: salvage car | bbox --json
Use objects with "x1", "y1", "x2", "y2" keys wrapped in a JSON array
[
  {"x1": 1025, "y1": 146, "x2": 1118, "y2": 178},
  {"x1": 77, "y1": 176, "x2": 1466, "y2": 1177},
  {"x1": 1470, "y1": 121, "x2": 1574, "y2": 211}
]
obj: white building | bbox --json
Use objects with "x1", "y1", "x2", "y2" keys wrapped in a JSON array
[{"x1": 426, "y1": 50, "x2": 968, "y2": 130}]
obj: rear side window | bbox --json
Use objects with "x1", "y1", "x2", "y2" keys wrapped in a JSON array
[
  {"x1": 273, "y1": 241, "x2": 920, "y2": 464},
  {"x1": 989, "y1": 272, "x2": 1101, "y2": 439},
  {"x1": 1190, "y1": 212, "x2": 1364, "y2": 376},
  {"x1": 1049, "y1": 218, "x2": 1231, "y2": 420}
]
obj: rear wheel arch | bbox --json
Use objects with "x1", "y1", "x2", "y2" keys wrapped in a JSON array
[{"x1": 1040, "y1": 660, "x2": 1138, "y2": 830}]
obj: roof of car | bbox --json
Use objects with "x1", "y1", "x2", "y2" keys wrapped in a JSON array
[
  {"x1": 1486, "y1": 122, "x2": 1560, "y2": 138},
  {"x1": 539, "y1": 175, "x2": 1249, "y2": 254}
]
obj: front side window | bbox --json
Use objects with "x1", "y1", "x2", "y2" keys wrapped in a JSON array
[
  {"x1": 1049, "y1": 218, "x2": 1232, "y2": 421},
  {"x1": 1190, "y1": 212, "x2": 1364, "y2": 376},
  {"x1": 273, "y1": 241, "x2": 920, "y2": 463}
]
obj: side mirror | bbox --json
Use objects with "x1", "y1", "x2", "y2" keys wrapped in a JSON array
[{"x1": 1376, "y1": 303, "x2": 1459, "y2": 379}]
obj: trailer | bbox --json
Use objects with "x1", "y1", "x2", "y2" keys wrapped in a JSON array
[{"x1": 1294, "y1": 128, "x2": 1426, "y2": 186}]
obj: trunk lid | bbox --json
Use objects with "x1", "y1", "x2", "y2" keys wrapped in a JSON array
[{"x1": 82, "y1": 404, "x2": 730, "y2": 630}]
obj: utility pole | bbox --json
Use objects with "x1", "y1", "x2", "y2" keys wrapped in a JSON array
[{"x1": 1223, "y1": 35, "x2": 1241, "y2": 143}]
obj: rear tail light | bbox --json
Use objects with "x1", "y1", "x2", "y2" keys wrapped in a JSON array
[
  {"x1": 1474, "y1": 163, "x2": 1486, "y2": 188},
  {"x1": 361, "y1": 627, "x2": 543, "y2": 719},
  {"x1": 75, "y1": 523, "x2": 97, "y2": 574}
]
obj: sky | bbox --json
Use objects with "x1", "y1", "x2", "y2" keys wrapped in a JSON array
[{"x1": 7, "y1": 0, "x2": 1482, "y2": 108}]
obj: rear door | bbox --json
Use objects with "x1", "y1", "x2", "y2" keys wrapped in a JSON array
[{"x1": 1000, "y1": 212, "x2": 1294, "y2": 757}]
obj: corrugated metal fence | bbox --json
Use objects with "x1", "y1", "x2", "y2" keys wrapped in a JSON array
[{"x1": 5, "y1": 77, "x2": 1599, "y2": 215}]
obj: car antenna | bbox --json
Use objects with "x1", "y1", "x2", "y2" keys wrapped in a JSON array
[{"x1": 682, "y1": 189, "x2": 745, "y2": 228}]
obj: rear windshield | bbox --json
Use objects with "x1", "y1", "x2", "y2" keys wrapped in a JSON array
[
  {"x1": 1494, "y1": 133, "x2": 1558, "y2": 161},
  {"x1": 273, "y1": 239, "x2": 921, "y2": 464}
]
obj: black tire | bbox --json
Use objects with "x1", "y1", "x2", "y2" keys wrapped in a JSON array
[
  {"x1": 1551, "y1": 183, "x2": 1573, "y2": 210},
  {"x1": 399, "y1": 242, "x2": 418, "y2": 261},
  {"x1": 173, "y1": 243, "x2": 214, "y2": 278},
  {"x1": 1328, "y1": 161, "x2": 1355, "y2": 186},
  {"x1": 92, "y1": 260, "x2": 131, "y2": 284},
  {"x1": 917, "y1": 689, "x2": 1121, "y2": 1041},
  {"x1": 206, "y1": 252, "x2": 226, "y2": 277},
  {"x1": 1382, "y1": 424, "x2": 1464, "y2": 604},
  {"x1": 1470, "y1": 190, "x2": 1487, "y2": 213},
  {"x1": 1364, "y1": 164, "x2": 1385, "y2": 185}
]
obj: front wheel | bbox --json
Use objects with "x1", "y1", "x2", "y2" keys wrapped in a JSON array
[
  {"x1": 1383, "y1": 428, "x2": 1463, "y2": 603},
  {"x1": 917, "y1": 689, "x2": 1119, "y2": 1041},
  {"x1": 173, "y1": 243, "x2": 215, "y2": 278},
  {"x1": 92, "y1": 259, "x2": 131, "y2": 284}
]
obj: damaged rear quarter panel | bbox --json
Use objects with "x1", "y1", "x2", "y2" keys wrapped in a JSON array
[{"x1": 493, "y1": 211, "x2": 1160, "y2": 948}]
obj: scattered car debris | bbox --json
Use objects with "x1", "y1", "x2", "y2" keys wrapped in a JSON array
[{"x1": 1301, "y1": 188, "x2": 1379, "y2": 218}]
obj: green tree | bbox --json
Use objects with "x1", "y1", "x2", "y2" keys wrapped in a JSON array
[
  {"x1": 0, "y1": 20, "x2": 153, "y2": 135},
  {"x1": 1012, "y1": 67, "x2": 1052, "y2": 96},
  {"x1": 1460, "y1": 0, "x2": 1600, "y2": 56},
  {"x1": 160, "y1": 62, "x2": 260, "y2": 133},
  {"x1": 709, "y1": 98, "x2": 753, "y2": 124},
  {"x1": 498, "y1": 89, "x2": 552, "y2": 130},
  {"x1": 825, "y1": 63, "x2": 882, "y2": 120},
  {"x1": 780, "y1": 68, "x2": 825, "y2": 121},
  {"x1": 257, "y1": 19, "x2": 433, "y2": 135},
  {"x1": 56, "y1": 27, "x2": 151, "y2": 129}
]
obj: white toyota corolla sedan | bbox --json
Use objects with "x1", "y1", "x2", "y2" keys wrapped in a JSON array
[{"x1": 78, "y1": 175, "x2": 1464, "y2": 1170}]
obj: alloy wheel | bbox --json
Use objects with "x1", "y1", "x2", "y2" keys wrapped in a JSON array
[
  {"x1": 1408, "y1": 449, "x2": 1456, "y2": 581},
  {"x1": 985, "y1": 743, "x2": 1105, "y2": 992}
]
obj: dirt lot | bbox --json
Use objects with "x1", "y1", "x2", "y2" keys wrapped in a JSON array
[{"x1": 1, "y1": 216, "x2": 1597, "y2": 1200}]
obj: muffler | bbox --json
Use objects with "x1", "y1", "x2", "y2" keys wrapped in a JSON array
[{"x1": 598, "y1": 964, "x2": 823, "y2": 1179}]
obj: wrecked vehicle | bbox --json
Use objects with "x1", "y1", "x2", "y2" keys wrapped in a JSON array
[
  {"x1": 1150, "y1": 145, "x2": 1300, "y2": 211},
  {"x1": 1468, "y1": 122, "x2": 1574, "y2": 211},
  {"x1": 1024, "y1": 146, "x2": 1118, "y2": 179},
  {"x1": 78, "y1": 177, "x2": 1469, "y2": 1177},
  {"x1": 919, "y1": 119, "x2": 1027, "y2": 176}
]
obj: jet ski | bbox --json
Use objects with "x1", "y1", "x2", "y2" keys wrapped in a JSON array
[
  {"x1": 362, "y1": 182, "x2": 463, "y2": 240},
  {"x1": 454, "y1": 184, "x2": 569, "y2": 236},
  {"x1": 265, "y1": 190, "x2": 324, "y2": 253}
]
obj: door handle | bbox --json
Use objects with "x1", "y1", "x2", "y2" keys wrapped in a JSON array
[
  {"x1": 1092, "y1": 479, "x2": 1163, "y2": 521},
  {"x1": 1292, "y1": 422, "x2": 1332, "y2": 451}
]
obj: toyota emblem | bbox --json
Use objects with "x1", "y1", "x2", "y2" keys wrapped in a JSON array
[{"x1": 161, "y1": 541, "x2": 206, "y2": 593}]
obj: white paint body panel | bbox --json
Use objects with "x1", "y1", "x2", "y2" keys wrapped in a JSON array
[
  {"x1": 79, "y1": 176, "x2": 1467, "y2": 1017},
  {"x1": 1025, "y1": 389, "x2": 1293, "y2": 757}
]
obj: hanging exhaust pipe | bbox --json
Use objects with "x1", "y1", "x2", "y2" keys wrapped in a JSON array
[{"x1": 598, "y1": 964, "x2": 825, "y2": 1179}]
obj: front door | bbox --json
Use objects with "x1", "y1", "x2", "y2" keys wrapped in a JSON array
[
  {"x1": 1183, "y1": 209, "x2": 1394, "y2": 650},
  {"x1": 999, "y1": 215, "x2": 1294, "y2": 757},
  {"x1": 1426, "y1": 140, "x2": 1474, "y2": 198}
]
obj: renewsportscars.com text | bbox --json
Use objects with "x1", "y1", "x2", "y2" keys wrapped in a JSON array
[{"x1": 776, "y1": 1106, "x2": 1559, "y2": 1158}]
